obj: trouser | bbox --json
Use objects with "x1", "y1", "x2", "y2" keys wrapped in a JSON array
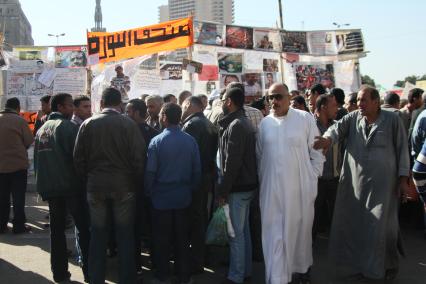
[
  {"x1": 313, "y1": 178, "x2": 338, "y2": 239},
  {"x1": 249, "y1": 189, "x2": 263, "y2": 261},
  {"x1": 0, "y1": 170, "x2": 27, "y2": 232},
  {"x1": 189, "y1": 174, "x2": 212, "y2": 270},
  {"x1": 152, "y1": 207, "x2": 191, "y2": 283},
  {"x1": 47, "y1": 195, "x2": 90, "y2": 281},
  {"x1": 416, "y1": 188, "x2": 426, "y2": 230},
  {"x1": 228, "y1": 191, "x2": 255, "y2": 283},
  {"x1": 87, "y1": 191, "x2": 137, "y2": 284},
  {"x1": 135, "y1": 189, "x2": 151, "y2": 271}
]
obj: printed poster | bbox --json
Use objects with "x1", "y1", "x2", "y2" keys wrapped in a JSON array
[
  {"x1": 295, "y1": 64, "x2": 335, "y2": 92},
  {"x1": 218, "y1": 53, "x2": 243, "y2": 73},
  {"x1": 198, "y1": 65, "x2": 219, "y2": 81},
  {"x1": 53, "y1": 68, "x2": 87, "y2": 96},
  {"x1": 335, "y1": 30, "x2": 364, "y2": 54},
  {"x1": 194, "y1": 21, "x2": 224, "y2": 46},
  {"x1": 220, "y1": 74, "x2": 242, "y2": 88},
  {"x1": 225, "y1": 25, "x2": 254, "y2": 49},
  {"x1": 55, "y1": 46, "x2": 87, "y2": 67},
  {"x1": 281, "y1": 31, "x2": 308, "y2": 53},
  {"x1": 13, "y1": 47, "x2": 46, "y2": 61},
  {"x1": 307, "y1": 31, "x2": 337, "y2": 55},
  {"x1": 263, "y1": 59, "x2": 279, "y2": 72},
  {"x1": 253, "y1": 29, "x2": 281, "y2": 52}
]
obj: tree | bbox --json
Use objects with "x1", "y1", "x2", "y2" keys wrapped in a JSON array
[
  {"x1": 395, "y1": 75, "x2": 421, "y2": 87},
  {"x1": 361, "y1": 75, "x2": 376, "y2": 87}
]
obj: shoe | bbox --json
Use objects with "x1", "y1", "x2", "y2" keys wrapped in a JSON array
[
  {"x1": 53, "y1": 271, "x2": 71, "y2": 283},
  {"x1": 13, "y1": 225, "x2": 32, "y2": 234}
]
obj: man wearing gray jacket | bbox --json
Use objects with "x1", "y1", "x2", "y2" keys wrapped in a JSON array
[{"x1": 74, "y1": 87, "x2": 146, "y2": 284}]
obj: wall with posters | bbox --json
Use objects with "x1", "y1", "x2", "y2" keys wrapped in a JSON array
[{"x1": 1, "y1": 46, "x2": 89, "y2": 112}]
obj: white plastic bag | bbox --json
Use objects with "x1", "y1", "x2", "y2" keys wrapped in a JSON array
[{"x1": 223, "y1": 204, "x2": 235, "y2": 238}]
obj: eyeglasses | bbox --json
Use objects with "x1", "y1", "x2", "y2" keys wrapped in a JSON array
[{"x1": 266, "y1": 93, "x2": 284, "y2": 102}]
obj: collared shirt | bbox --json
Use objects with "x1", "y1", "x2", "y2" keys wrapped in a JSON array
[
  {"x1": 145, "y1": 126, "x2": 201, "y2": 210},
  {"x1": 71, "y1": 114, "x2": 84, "y2": 126},
  {"x1": 244, "y1": 106, "x2": 263, "y2": 132}
]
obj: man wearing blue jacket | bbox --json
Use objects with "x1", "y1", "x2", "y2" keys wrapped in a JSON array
[{"x1": 145, "y1": 102, "x2": 201, "y2": 284}]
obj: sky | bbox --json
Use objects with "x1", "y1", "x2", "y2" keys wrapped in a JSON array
[{"x1": 18, "y1": 0, "x2": 426, "y2": 89}]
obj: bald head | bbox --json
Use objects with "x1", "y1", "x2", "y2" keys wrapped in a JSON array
[{"x1": 268, "y1": 83, "x2": 289, "y2": 96}]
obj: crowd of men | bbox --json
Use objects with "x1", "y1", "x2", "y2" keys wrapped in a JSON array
[{"x1": 0, "y1": 81, "x2": 425, "y2": 284}]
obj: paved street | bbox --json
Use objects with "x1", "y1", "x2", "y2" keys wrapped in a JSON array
[{"x1": 1, "y1": 192, "x2": 426, "y2": 284}]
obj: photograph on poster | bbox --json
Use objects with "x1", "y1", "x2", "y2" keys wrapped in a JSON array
[
  {"x1": 55, "y1": 46, "x2": 87, "y2": 68},
  {"x1": 194, "y1": 21, "x2": 224, "y2": 46},
  {"x1": 263, "y1": 59, "x2": 279, "y2": 72},
  {"x1": 295, "y1": 64, "x2": 335, "y2": 92},
  {"x1": 242, "y1": 73, "x2": 262, "y2": 97},
  {"x1": 254, "y1": 29, "x2": 281, "y2": 51},
  {"x1": 335, "y1": 31, "x2": 364, "y2": 54},
  {"x1": 281, "y1": 31, "x2": 308, "y2": 53},
  {"x1": 160, "y1": 63, "x2": 182, "y2": 80},
  {"x1": 218, "y1": 53, "x2": 243, "y2": 73},
  {"x1": 220, "y1": 73, "x2": 242, "y2": 88},
  {"x1": 263, "y1": 72, "x2": 277, "y2": 90},
  {"x1": 225, "y1": 25, "x2": 254, "y2": 49}
]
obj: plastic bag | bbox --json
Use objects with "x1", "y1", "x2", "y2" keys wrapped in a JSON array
[
  {"x1": 223, "y1": 204, "x2": 235, "y2": 238},
  {"x1": 206, "y1": 206, "x2": 228, "y2": 246}
]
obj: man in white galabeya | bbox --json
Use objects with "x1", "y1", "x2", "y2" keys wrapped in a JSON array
[{"x1": 256, "y1": 83, "x2": 324, "y2": 284}]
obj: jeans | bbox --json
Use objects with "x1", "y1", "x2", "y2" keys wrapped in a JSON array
[
  {"x1": 87, "y1": 191, "x2": 137, "y2": 284},
  {"x1": 152, "y1": 207, "x2": 191, "y2": 283},
  {"x1": 0, "y1": 170, "x2": 27, "y2": 232},
  {"x1": 47, "y1": 195, "x2": 90, "y2": 281},
  {"x1": 227, "y1": 191, "x2": 255, "y2": 283}
]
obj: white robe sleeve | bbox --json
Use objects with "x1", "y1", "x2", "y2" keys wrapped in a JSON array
[{"x1": 307, "y1": 114, "x2": 325, "y2": 177}]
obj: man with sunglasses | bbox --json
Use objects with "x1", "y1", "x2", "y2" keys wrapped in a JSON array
[{"x1": 257, "y1": 83, "x2": 324, "y2": 284}]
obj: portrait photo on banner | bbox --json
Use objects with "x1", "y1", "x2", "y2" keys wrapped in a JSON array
[
  {"x1": 263, "y1": 59, "x2": 279, "y2": 72},
  {"x1": 55, "y1": 46, "x2": 87, "y2": 68},
  {"x1": 218, "y1": 53, "x2": 243, "y2": 73},
  {"x1": 220, "y1": 73, "x2": 242, "y2": 89},
  {"x1": 253, "y1": 29, "x2": 281, "y2": 51},
  {"x1": 295, "y1": 64, "x2": 335, "y2": 92},
  {"x1": 242, "y1": 73, "x2": 262, "y2": 98},
  {"x1": 225, "y1": 25, "x2": 254, "y2": 49},
  {"x1": 194, "y1": 21, "x2": 224, "y2": 46},
  {"x1": 262, "y1": 72, "x2": 277, "y2": 90}
]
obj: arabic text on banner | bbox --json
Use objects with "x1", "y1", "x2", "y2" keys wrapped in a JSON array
[{"x1": 87, "y1": 18, "x2": 194, "y2": 64}]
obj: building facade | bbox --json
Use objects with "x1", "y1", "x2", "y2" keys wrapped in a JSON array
[
  {"x1": 159, "y1": 0, "x2": 234, "y2": 24},
  {"x1": 0, "y1": 0, "x2": 33, "y2": 49}
]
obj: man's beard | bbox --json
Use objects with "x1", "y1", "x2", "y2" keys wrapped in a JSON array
[{"x1": 222, "y1": 105, "x2": 230, "y2": 115}]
